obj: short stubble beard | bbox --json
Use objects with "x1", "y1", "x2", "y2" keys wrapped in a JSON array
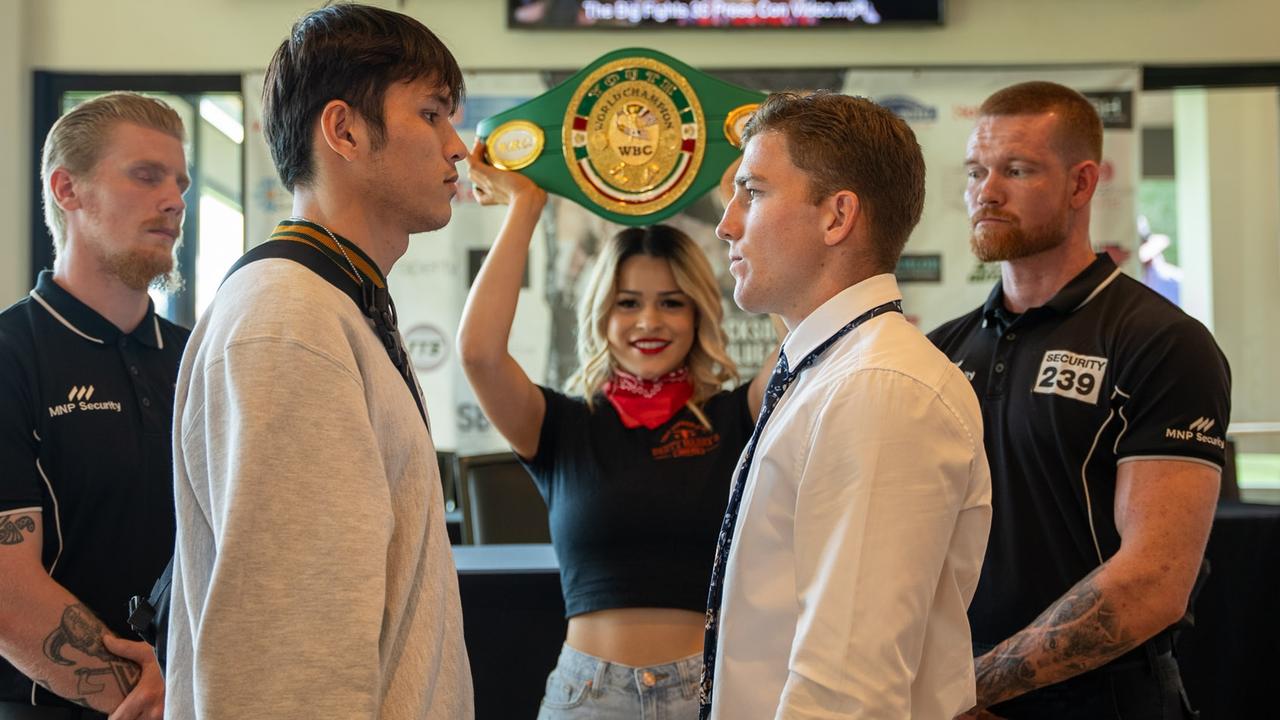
[{"x1": 969, "y1": 213, "x2": 1068, "y2": 263}]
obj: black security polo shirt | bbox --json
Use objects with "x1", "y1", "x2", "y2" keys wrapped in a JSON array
[
  {"x1": 0, "y1": 271, "x2": 188, "y2": 707},
  {"x1": 929, "y1": 254, "x2": 1231, "y2": 646}
]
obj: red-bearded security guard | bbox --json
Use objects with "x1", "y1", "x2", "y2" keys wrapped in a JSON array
[{"x1": 931, "y1": 81, "x2": 1231, "y2": 720}]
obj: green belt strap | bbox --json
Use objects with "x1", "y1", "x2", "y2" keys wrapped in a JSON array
[{"x1": 477, "y1": 47, "x2": 765, "y2": 226}]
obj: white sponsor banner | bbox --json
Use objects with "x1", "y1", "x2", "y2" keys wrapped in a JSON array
[{"x1": 842, "y1": 67, "x2": 1141, "y2": 332}]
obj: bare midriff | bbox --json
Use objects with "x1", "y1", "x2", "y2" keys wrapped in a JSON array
[{"x1": 565, "y1": 607, "x2": 705, "y2": 667}]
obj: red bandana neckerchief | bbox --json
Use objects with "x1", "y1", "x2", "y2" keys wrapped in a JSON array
[{"x1": 603, "y1": 367, "x2": 694, "y2": 430}]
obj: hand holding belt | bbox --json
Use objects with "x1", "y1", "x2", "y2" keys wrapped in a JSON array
[{"x1": 476, "y1": 47, "x2": 765, "y2": 226}]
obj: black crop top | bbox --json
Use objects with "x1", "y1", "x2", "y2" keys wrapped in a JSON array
[{"x1": 523, "y1": 384, "x2": 754, "y2": 618}]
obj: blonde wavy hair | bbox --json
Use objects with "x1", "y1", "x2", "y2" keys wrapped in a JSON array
[{"x1": 567, "y1": 225, "x2": 739, "y2": 429}]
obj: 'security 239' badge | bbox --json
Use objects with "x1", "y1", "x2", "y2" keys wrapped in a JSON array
[{"x1": 563, "y1": 56, "x2": 706, "y2": 217}]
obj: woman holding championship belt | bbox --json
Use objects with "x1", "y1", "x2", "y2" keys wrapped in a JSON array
[{"x1": 459, "y1": 140, "x2": 772, "y2": 719}]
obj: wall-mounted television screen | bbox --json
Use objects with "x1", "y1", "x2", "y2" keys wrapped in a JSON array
[{"x1": 509, "y1": 1, "x2": 944, "y2": 28}]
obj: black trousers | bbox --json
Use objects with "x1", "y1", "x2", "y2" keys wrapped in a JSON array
[{"x1": 0, "y1": 702, "x2": 103, "y2": 720}]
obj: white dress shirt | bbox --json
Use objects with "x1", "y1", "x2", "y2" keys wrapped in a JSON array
[{"x1": 710, "y1": 274, "x2": 992, "y2": 720}]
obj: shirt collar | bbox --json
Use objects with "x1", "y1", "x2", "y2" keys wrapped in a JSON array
[
  {"x1": 981, "y1": 253, "x2": 1124, "y2": 330},
  {"x1": 272, "y1": 219, "x2": 388, "y2": 289},
  {"x1": 782, "y1": 273, "x2": 903, "y2": 366},
  {"x1": 30, "y1": 271, "x2": 166, "y2": 349}
]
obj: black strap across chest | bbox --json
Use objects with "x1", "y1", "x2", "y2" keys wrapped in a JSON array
[{"x1": 222, "y1": 237, "x2": 429, "y2": 430}]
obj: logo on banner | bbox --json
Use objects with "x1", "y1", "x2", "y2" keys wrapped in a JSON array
[
  {"x1": 1083, "y1": 91, "x2": 1134, "y2": 129},
  {"x1": 563, "y1": 56, "x2": 706, "y2": 217},
  {"x1": 1033, "y1": 350, "x2": 1108, "y2": 405},
  {"x1": 406, "y1": 324, "x2": 449, "y2": 372},
  {"x1": 877, "y1": 95, "x2": 938, "y2": 124}
]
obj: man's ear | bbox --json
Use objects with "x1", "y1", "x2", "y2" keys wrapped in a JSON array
[
  {"x1": 48, "y1": 167, "x2": 82, "y2": 212},
  {"x1": 316, "y1": 99, "x2": 364, "y2": 162},
  {"x1": 822, "y1": 189, "x2": 861, "y2": 248},
  {"x1": 1069, "y1": 160, "x2": 1101, "y2": 210}
]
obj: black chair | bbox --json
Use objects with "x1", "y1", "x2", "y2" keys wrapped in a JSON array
[{"x1": 453, "y1": 452, "x2": 551, "y2": 545}]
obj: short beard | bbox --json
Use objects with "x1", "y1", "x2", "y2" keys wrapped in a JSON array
[
  {"x1": 970, "y1": 218, "x2": 1067, "y2": 263},
  {"x1": 99, "y1": 246, "x2": 180, "y2": 293}
]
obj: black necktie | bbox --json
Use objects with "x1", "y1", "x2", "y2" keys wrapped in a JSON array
[{"x1": 698, "y1": 299, "x2": 902, "y2": 718}]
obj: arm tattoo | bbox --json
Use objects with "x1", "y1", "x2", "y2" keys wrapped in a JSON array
[
  {"x1": 0, "y1": 512, "x2": 36, "y2": 544},
  {"x1": 42, "y1": 604, "x2": 141, "y2": 699},
  {"x1": 974, "y1": 566, "x2": 1139, "y2": 708},
  {"x1": 31, "y1": 676, "x2": 93, "y2": 710}
]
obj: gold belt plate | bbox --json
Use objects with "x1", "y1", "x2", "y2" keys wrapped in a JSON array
[{"x1": 563, "y1": 56, "x2": 707, "y2": 216}]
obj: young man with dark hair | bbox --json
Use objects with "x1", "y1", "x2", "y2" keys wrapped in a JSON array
[
  {"x1": 166, "y1": 5, "x2": 472, "y2": 718},
  {"x1": 0, "y1": 91, "x2": 187, "y2": 720},
  {"x1": 701, "y1": 90, "x2": 992, "y2": 719},
  {"x1": 930, "y1": 80, "x2": 1230, "y2": 719}
]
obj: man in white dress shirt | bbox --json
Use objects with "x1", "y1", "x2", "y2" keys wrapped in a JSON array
[{"x1": 701, "y1": 91, "x2": 993, "y2": 719}]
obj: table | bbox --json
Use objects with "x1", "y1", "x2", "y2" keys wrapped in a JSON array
[{"x1": 454, "y1": 544, "x2": 565, "y2": 720}]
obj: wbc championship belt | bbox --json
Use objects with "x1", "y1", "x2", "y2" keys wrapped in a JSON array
[{"x1": 477, "y1": 48, "x2": 765, "y2": 226}]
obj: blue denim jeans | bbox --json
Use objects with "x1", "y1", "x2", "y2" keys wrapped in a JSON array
[
  {"x1": 536, "y1": 644, "x2": 702, "y2": 720},
  {"x1": 973, "y1": 641, "x2": 1196, "y2": 720}
]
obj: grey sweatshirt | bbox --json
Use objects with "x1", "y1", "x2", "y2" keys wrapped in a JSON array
[{"x1": 166, "y1": 260, "x2": 472, "y2": 719}]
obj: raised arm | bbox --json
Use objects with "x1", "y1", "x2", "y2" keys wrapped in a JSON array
[
  {"x1": 964, "y1": 458, "x2": 1218, "y2": 714},
  {"x1": 0, "y1": 512, "x2": 162, "y2": 717},
  {"x1": 457, "y1": 139, "x2": 550, "y2": 458}
]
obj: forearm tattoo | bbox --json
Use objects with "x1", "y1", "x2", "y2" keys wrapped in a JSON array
[
  {"x1": 42, "y1": 604, "x2": 141, "y2": 702},
  {"x1": 0, "y1": 512, "x2": 36, "y2": 544},
  {"x1": 974, "y1": 566, "x2": 1139, "y2": 708}
]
